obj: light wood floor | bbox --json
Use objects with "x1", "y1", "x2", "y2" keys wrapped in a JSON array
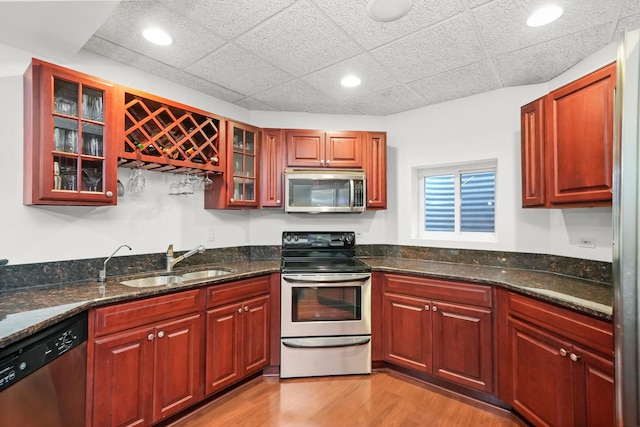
[{"x1": 168, "y1": 371, "x2": 524, "y2": 427}]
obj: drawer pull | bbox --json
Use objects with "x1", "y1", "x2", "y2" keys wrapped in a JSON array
[
  {"x1": 570, "y1": 353, "x2": 581, "y2": 362},
  {"x1": 432, "y1": 305, "x2": 438, "y2": 312},
  {"x1": 148, "y1": 334, "x2": 155, "y2": 341},
  {"x1": 559, "y1": 348, "x2": 568, "y2": 357},
  {"x1": 157, "y1": 331, "x2": 164, "y2": 338}
]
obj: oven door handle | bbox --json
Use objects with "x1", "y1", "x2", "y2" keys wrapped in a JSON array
[
  {"x1": 282, "y1": 273, "x2": 370, "y2": 284},
  {"x1": 281, "y1": 336, "x2": 371, "y2": 349}
]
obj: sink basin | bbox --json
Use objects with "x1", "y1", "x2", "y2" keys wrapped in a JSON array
[
  {"x1": 120, "y1": 275, "x2": 185, "y2": 288},
  {"x1": 181, "y1": 269, "x2": 233, "y2": 281}
]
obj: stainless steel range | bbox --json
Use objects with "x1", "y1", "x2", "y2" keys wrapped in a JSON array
[{"x1": 280, "y1": 231, "x2": 372, "y2": 379}]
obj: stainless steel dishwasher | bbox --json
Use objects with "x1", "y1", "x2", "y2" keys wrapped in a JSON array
[{"x1": 0, "y1": 312, "x2": 87, "y2": 427}]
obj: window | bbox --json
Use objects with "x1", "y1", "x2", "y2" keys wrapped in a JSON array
[{"x1": 417, "y1": 161, "x2": 496, "y2": 239}]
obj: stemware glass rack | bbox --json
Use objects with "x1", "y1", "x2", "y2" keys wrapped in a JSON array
[{"x1": 120, "y1": 90, "x2": 224, "y2": 175}]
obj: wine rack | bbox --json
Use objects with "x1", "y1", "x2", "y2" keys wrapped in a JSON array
[{"x1": 120, "y1": 90, "x2": 224, "y2": 174}]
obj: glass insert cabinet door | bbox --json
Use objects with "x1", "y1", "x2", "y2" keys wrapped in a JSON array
[
  {"x1": 24, "y1": 59, "x2": 116, "y2": 206},
  {"x1": 228, "y1": 121, "x2": 258, "y2": 205}
]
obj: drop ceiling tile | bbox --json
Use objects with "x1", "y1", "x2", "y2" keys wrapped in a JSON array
[
  {"x1": 93, "y1": 1, "x2": 226, "y2": 70},
  {"x1": 345, "y1": 85, "x2": 426, "y2": 115},
  {"x1": 622, "y1": 0, "x2": 640, "y2": 17},
  {"x1": 160, "y1": 0, "x2": 296, "y2": 39},
  {"x1": 371, "y1": 14, "x2": 484, "y2": 83},
  {"x1": 301, "y1": 54, "x2": 401, "y2": 101},
  {"x1": 234, "y1": 97, "x2": 280, "y2": 112},
  {"x1": 235, "y1": 0, "x2": 362, "y2": 77},
  {"x1": 473, "y1": 0, "x2": 617, "y2": 57},
  {"x1": 311, "y1": 0, "x2": 465, "y2": 50},
  {"x1": 492, "y1": 24, "x2": 611, "y2": 86},
  {"x1": 84, "y1": 37, "x2": 245, "y2": 103},
  {"x1": 308, "y1": 104, "x2": 364, "y2": 115},
  {"x1": 251, "y1": 79, "x2": 338, "y2": 112},
  {"x1": 185, "y1": 44, "x2": 292, "y2": 96},
  {"x1": 467, "y1": 0, "x2": 494, "y2": 7},
  {"x1": 407, "y1": 61, "x2": 501, "y2": 105}
]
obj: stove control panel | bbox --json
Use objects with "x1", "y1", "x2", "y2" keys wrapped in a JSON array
[{"x1": 282, "y1": 232, "x2": 356, "y2": 249}]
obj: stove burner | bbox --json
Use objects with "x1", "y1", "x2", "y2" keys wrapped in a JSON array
[{"x1": 281, "y1": 231, "x2": 369, "y2": 274}]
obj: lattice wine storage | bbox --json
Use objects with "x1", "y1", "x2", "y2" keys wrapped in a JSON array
[{"x1": 120, "y1": 90, "x2": 224, "y2": 174}]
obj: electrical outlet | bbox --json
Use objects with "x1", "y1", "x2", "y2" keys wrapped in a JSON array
[
  {"x1": 578, "y1": 237, "x2": 596, "y2": 248},
  {"x1": 206, "y1": 226, "x2": 215, "y2": 242}
]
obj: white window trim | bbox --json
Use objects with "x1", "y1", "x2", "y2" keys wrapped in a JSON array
[{"x1": 414, "y1": 159, "x2": 498, "y2": 243}]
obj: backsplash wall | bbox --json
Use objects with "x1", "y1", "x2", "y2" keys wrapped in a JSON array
[{"x1": 0, "y1": 245, "x2": 611, "y2": 292}]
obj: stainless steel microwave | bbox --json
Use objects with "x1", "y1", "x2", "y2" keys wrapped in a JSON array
[{"x1": 284, "y1": 168, "x2": 366, "y2": 213}]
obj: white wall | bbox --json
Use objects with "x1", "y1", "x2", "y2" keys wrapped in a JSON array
[
  {"x1": 385, "y1": 42, "x2": 617, "y2": 262},
  {"x1": 0, "y1": 40, "x2": 616, "y2": 265}
]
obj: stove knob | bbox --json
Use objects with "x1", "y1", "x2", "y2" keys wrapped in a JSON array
[
  {"x1": 345, "y1": 234, "x2": 353, "y2": 245},
  {"x1": 293, "y1": 235, "x2": 298, "y2": 242}
]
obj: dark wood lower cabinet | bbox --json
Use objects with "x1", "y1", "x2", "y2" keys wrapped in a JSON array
[
  {"x1": 205, "y1": 287, "x2": 270, "y2": 396},
  {"x1": 383, "y1": 292, "x2": 432, "y2": 372},
  {"x1": 508, "y1": 318, "x2": 574, "y2": 426},
  {"x1": 91, "y1": 313, "x2": 202, "y2": 427},
  {"x1": 381, "y1": 274, "x2": 494, "y2": 394},
  {"x1": 498, "y1": 290, "x2": 614, "y2": 427},
  {"x1": 432, "y1": 301, "x2": 493, "y2": 392}
]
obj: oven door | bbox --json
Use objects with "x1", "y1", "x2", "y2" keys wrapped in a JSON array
[{"x1": 280, "y1": 273, "x2": 371, "y2": 338}]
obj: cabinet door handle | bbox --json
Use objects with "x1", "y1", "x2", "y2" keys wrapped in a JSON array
[
  {"x1": 106, "y1": 191, "x2": 113, "y2": 198},
  {"x1": 230, "y1": 198, "x2": 235, "y2": 203},
  {"x1": 238, "y1": 308, "x2": 242, "y2": 314},
  {"x1": 559, "y1": 348, "x2": 568, "y2": 356},
  {"x1": 244, "y1": 306, "x2": 249, "y2": 312},
  {"x1": 157, "y1": 331, "x2": 164, "y2": 338},
  {"x1": 432, "y1": 305, "x2": 438, "y2": 312},
  {"x1": 369, "y1": 200, "x2": 373, "y2": 204},
  {"x1": 276, "y1": 199, "x2": 281, "y2": 204},
  {"x1": 424, "y1": 305, "x2": 429, "y2": 311},
  {"x1": 570, "y1": 353, "x2": 581, "y2": 362},
  {"x1": 147, "y1": 334, "x2": 155, "y2": 341},
  {"x1": 326, "y1": 160, "x2": 331, "y2": 165}
]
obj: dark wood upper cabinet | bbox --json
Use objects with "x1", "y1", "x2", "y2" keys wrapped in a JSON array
[
  {"x1": 205, "y1": 121, "x2": 260, "y2": 209},
  {"x1": 260, "y1": 129, "x2": 285, "y2": 208},
  {"x1": 521, "y1": 62, "x2": 616, "y2": 208},
  {"x1": 24, "y1": 59, "x2": 118, "y2": 206},
  {"x1": 365, "y1": 132, "x2": 387, "y2": 209},
  {"x1": 520, "y1": 98, "x2": 546, "y2": 207},
  {"x1": 286, "y1": 130, "x2": 363, "y2": 168}
]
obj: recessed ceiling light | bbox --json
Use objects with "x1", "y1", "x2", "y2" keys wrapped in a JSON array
[
  {"x1": 526, "y1": 5, "x2": 563, "y2": 27},
  {"x1": 341, "y1": 75, "x2": 361, "y2": 88},
  {"x1": 143, "y1": 27, "x2": 173, "y2": 46},
  {"x1": 366, "y1": 0, "x2": 413, "y2": 22}
]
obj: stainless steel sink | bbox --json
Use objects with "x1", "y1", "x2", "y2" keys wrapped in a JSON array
[
  {"x1": 120, "y1": 275, "x2": 185, "y2": 287},
  {"x1": 181, "y1": 269, "x2": 233, "y2": 281}
]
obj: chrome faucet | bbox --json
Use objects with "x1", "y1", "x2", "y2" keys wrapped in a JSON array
[
  {"x1": 99, "y1": 244, "x2": 132, "y2": 282},
  {"x1": 166, "y1": 244, "x2": 205, "y2": 272}
]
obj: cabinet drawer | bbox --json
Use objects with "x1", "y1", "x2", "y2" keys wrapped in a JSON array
[
  {"x1": 507, "y1": 292, "x2": 612, "y2": 357},
  {"x1": 93, "y1": 289, "x2": 203, "y2": 337},
  {"x1": 383, "y1": 274, "x2": 492, "y2": 308},
  {"x1": 206, "y1": 276, "x2": 270, "y2": 308}
]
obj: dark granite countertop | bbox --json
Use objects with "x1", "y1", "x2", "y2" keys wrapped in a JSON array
[
  {"x1": 362, "y1": 257, "x2": 613, "y2": 320},
  {"x1": 0, "y1": 260, "x2": 280, "y2": 349},
  {"x1": 0, "y1": 257, "x2": 613, "y2": 350}
]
